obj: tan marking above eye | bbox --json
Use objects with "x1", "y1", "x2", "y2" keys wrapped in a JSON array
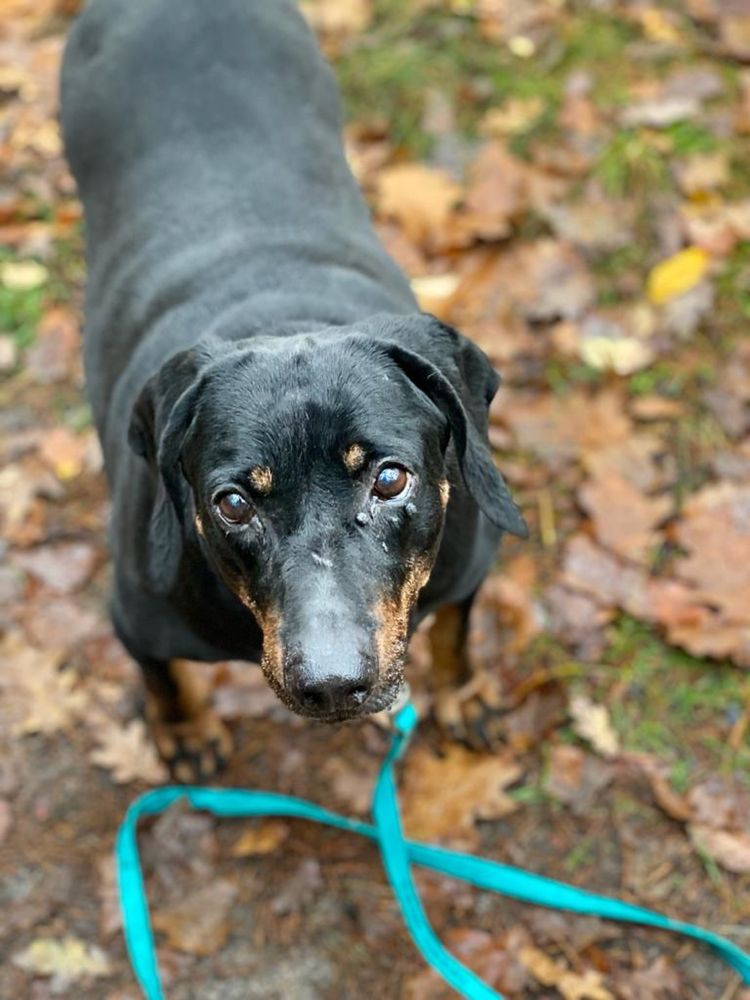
[
  {"x1": 248, "y1": 466, "x2": 273, "y2": 494},
  {"x1": 343, "y1": 443, "x2": 366, "y2": 473},
  {"x1": 439, "y1": 479, "x2": 450, "y2": 508}
]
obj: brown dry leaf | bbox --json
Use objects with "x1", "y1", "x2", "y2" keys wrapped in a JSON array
[
  {"x1": 511, "y1": 239, "x2": 595, "y2": 322},
  {"x1": 25, "y1": 304, "x2": 80, "y2": 384},
  {"x1": 520, "y1": 945, "x2": 614, "y2": 1000},
  {"x1": 97, "y1": 855, "x2": 122, "y2": 938},
  {"x1": 480, "y1": 97, "x2": 545, "y2": 136},
  {"x1": 322, "y1": 754, "x2": 377, "y2": 815},
  {"x1": 300, "y1": 0, "x2": 372, "y2": 42},
  {"x1": 38, "y1": 426, "x2": 87, "y2": 481},
  {"x1": 13, "y1": 936, "x2": 111, "y2": 986},
  {"x1": 569, "y1": 694, "x2": 620, "y2": 759},
  {"x1": 0, "y1": 633, "x2": 88, "y2": 735},
  {"x1": 231, "y1": 820, "x2": 289, "y2": 857},
  {"x1": 376, "y1": 164, "x2": 461, "y2": 248},
  {"x1": 152, "y1": 879, "x2": 237, "y2": 956},
  {"x1": 545, "y1": 744, "x2": 614, "y2": 814},
  {"x1": 629, "y1": 396, "x2": 685, "y2": 421},
  {"x1": 405, "y1": 926, "x2": 531, "y2": 999},
  {"x1": 631, "y1": 755, "x2": 692, "y2": 823},
  {"x1": 687, "y1": 775, "x2": 750, "y2": 830},
  {"x1": 0, "y1": 800, "x2": 12, "y2": 845},
  {"x1": 12, "y1": 541, "x2": 98, "y2": 593},
  {"x1": 613, "y1": 955, "x2": 682, "y2": 999},
  {"x1": 459, "y1": 141, "x2": 532, "y2": 240},
  {"x1": 581, "y1": 434, "x2": 665, "y2": 492},
  {"x1": 401, "y1": 746, "x2": 521, "y2": 847},
  {"x1": 0, "y1": 459, "x2": 60, "y2": 538},
  {"x1": 541, "y1": 197, "x2": 633, "y2": 251},
  {"x1": 673, "y1": 151, "x2": 729, "y2": 194},
  {"x1": 89, "y1": 718, "x2": 168, "y2": 785},
  {"x1": 674, "y1": 482, "x2": 750, "y2": 621},
  {"x1": 578, "y1": 471, "x2": 671, "y2": 564},
  {"x1": 562, "y1": 534, "x2": 650, "y2": 618},
  {"x1": 21, "y1": 594, "x2": 104, "y2": 648},
  {"x1": 689, "y1": 825, "x2": 750, "y2": 873},
  {"x1": 500, "y1": 389, "x2": 632, "y2": 469}
]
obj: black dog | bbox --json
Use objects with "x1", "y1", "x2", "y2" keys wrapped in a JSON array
[{"x1": 61, "y1": 0, "x2": 526, "y2": 780}]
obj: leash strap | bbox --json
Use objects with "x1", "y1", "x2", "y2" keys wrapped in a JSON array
[{"x1": 116, "y1": 702, "x2": 750, "y2": 999}]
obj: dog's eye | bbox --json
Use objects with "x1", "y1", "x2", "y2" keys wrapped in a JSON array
[
  {"x1": 372, "y1": 465, "x2": 410, "y2": 501},
  {"x1": 215, "y1": 491, "x2": 253, "y2": 525}
]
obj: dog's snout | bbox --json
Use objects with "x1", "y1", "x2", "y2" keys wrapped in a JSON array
[{"x1": 284, "y1": 649, "x2": 375, "y2": 717}]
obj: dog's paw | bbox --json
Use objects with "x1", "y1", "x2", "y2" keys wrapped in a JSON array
[
  {"x1": 148, "y1": 707, "x2": 233, "y2": 783},
  {"x1": 434, "y1": 672, "x2": 507, "y2": 751}
]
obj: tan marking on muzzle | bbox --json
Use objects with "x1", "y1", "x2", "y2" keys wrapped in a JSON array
[
  {"x1": 235, "y1": 582, "x2": 284, "y2": 686},
  {"x1": 374, "y1": 555, "x2": 432, "y2": 674},
  {"x1": 248, "y1": 465, "x2": 273, "y2": 494},
  {"x1": 343, "y1": 443, "x2": 366, "y2": 473}
]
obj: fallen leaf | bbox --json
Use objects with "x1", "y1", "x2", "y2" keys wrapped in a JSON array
[
  {"x1": 480, "y1": 96, "x2": 545, "y2": 135},
  {"x1": 231, "y1": 819, "x2": 289, "y2": 857},
  {"x1": 569, "y1": 694, "x2": 620, "y2": 758},
  {"x1": 38, "y1": 426, "x2": 87, "y2": 480},
  {"x1": 459, "y1": 141, "x2": 532, "y2": 240},
  {"x1": 578, "y1": 471, "x2": 671, "y2": 564},
  {"x1": 401, "y1": 746, "x2": 521, "y2": 846},
  {"x1": 0, "y1": 799, "x2": 12, "y2": 845},
  {"x1": 647, "y1": 247, "x2": 710, "y2": 305},
  {"x1": 301, "y1": 0, "x2": 372, "y2": 42},
  {"x1": 376, "y1": 163, "x2": 461, "y2": 247},
  {"x1": 674, "y1": 482, "x2": 750, "y2": 621},
  {"x1": 500, "y1": 389, "x2": 632, "y2": 469},
  {"x1": 410, "y1": 273, "x2": 460, "y2": 317},
  {"x1": 97, "y1": 855, "x2": 122, "y2": 938},
  {"x1": 12, "y1": 541, "x2": 98, "y2": 593},
  {"x1": 520, "y1": 945, "x2": 614, "y2": 1000},
  {"x1": 613, "y1": 955, "x2": 682, "y2": 999},
  {"x1": 13, "y1": 936, "x2": 111, "y2": 985},
  {"x1": 689, "y1": 825, "x2": 750, "y2": 873},
  {"x1": 0, "y1": 633, "x2": 88, "y2": 735},
  {"x1": 89, "y1": 718, "x2": 168, "y2": 784},
  {"x1": 25, "y1": 305, "x2": 80, "y2": 384},
  {"x1": 545, "y1": 744, "x2": 614, "y2": 814},
  {"x1": 0, "y1": 334, "x2": 18, "y2": 372},
  {"x1": 621, "y1": 95, "x2": 700, "y2": 128},
  {"x1": 152, "y1": 879, "x2": 237, "y2": 955},
  {"x1": 0, "y1": 258, "x2": 48, "y2": 289},
  {"x1": 673, "y1": 151, "x2": 729, "y2": 194}
]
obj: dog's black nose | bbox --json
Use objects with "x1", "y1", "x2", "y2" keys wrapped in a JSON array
[{"x1": 284, "y1": 650, "x2": 375, "y2": 717}]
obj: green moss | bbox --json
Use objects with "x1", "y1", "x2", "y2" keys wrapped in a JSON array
[{"x1": 600, "y1": 618, "x2": 750, "y2": 780}]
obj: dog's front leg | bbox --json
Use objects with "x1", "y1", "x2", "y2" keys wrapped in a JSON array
[
  {"x1": 430, "y1": 595, "x2": 505, "y2": 750},
  {"x1": 139, "y1": 658, "x2": 233, "y2": 782}
]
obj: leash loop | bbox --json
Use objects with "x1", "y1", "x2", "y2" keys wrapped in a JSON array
[{"x1": 116, "y1": 702, "x2": 750, "y2": 999}]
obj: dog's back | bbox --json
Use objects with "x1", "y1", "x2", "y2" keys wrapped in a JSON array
[{"x1": 61, "y1": 0, "x2": 414, "y2": 442}]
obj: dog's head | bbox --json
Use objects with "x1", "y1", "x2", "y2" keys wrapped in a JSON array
[{"x1": 128, "y1": 314, "x2": 526, "y2": 721}]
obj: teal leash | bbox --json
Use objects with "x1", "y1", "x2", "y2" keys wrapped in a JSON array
[{"x1": 116, "y1": 701, "x2": 750, "y2": 999}]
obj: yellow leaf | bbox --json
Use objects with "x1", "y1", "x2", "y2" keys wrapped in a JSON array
[
  {"x1": 13, "y1": 936, "x2": 111, "y2": 984},
  {"x1": 0, "y1": 259, "x2": 48, "y2": 290},
  {"x1": 647, "y1": 246, "x2": 709, "y2": 304}
]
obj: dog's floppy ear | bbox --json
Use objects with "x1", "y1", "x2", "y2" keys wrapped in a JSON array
[
  {"x1": 376, "y1": 317, "x2": 528, "y2": 538},
  {"x1": 128, "y1": 345, "x2": 212, "y2": 593}
]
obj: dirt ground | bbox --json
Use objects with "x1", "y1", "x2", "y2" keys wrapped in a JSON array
[{"x1": 1, "y1": 0, "x2": 750, "y2": 997}]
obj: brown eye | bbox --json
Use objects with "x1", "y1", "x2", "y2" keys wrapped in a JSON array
[
  {"x1": 216, "y1": 491, "x2": 253, "y2": 525},
  {"x1": 372, "y1": 465, "x2": 410, "y2": 501}
]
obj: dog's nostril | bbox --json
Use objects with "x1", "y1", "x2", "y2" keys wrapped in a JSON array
[{"x1": 299, "y1": 686, "x2": 328, "y2": 711}]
